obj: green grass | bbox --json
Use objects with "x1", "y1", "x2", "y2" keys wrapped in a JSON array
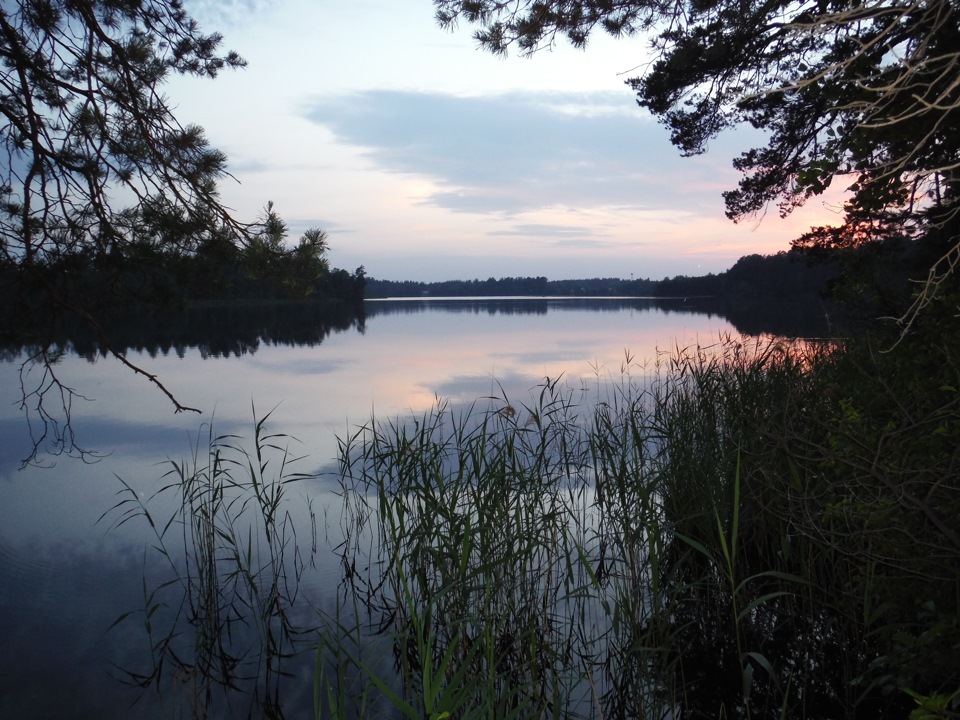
[
  {"x1": 320, "y1": 334, "x2": 960, "y2": 719},
  {"x1": 106, "y1": 332, "x2": 960, "y2": 718},
  {"x1": 101, "y1": 405, "x2": 317, "y2": 718}
]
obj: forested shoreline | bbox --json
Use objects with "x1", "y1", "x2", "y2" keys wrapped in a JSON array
[
  {"x1": 366, "y1": 237, "x2": 935, "y2": 325},
  {"x1": 0, "y1": 233, "x2": 938, "y2": 354}
]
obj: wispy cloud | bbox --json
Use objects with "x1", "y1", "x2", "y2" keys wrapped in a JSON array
[
  {"x1": 487, "y1": 223, "x2": 607, "y2": 238},
  {"x1": 185, "y1": 0, "x2": 272, "y2": 30},
  {"x1": 302, "y1": 90, "x2": 744, "y2": 217},
  {"x1": 540, "y1": 237, "x2": 617, "y2": 249}
]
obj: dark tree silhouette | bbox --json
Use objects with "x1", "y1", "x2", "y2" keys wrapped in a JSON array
[
  {"x1": 434, "y1": 0, "x2": 960, "y2": 321},
  {"x1": 1, "y1": 0, "x2": 245, "y2": 267},
  {"x1": 1, "y1": 0, "x2": 244, "y2": 463}
]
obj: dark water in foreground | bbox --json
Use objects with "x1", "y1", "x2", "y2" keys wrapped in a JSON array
[{"x1": 0, "y1": 297, "x2": 828, "y2": 718}]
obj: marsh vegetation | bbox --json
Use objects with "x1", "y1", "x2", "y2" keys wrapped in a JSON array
[
  {"x1": 109, "y1": 310, "x2": 959, "y2": 718},
  {"x1": 315, "y1": 331, "x2": 958, "y2": 719}
]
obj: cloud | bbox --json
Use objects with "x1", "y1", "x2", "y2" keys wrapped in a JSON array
[
  {"x1": 541, "y1": 237, "x2": 617, "y2": 249},
  {"x1": 302, "y1": 90, "x2": 745, "y2": 217},
  {"x1": 487, "y1": 223, "x2": 608, "y2": 238},
  {"x1": 286, "y1": 217, "x2": 350, "y2": 237},
  {"x1": 185, "y1": 0, "x2": 272, "y2": 30},
  {"x1": 222, "y1": 156, "x2": 272, "y2": 174}
]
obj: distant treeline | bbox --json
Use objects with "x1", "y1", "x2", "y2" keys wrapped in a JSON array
[
  {"x1": 365, "y1": 250, "x2": 841, "y2": 300},
  {"x1": 365, "y1": 275, "x2": 652, "y2": 297},
  {"x1": 367, "y1": 240, "x2": 940, "y2": 313}
]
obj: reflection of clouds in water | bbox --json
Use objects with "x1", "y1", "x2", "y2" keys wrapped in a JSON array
[
  {"x1": 0, "y1": 521, "x2": 330, "y2": 719},
  {"x1": 86, "y1": 416, "x2": 244, "y2": 454},
  {"x1": 0, "y1": 418, "x2": 34, "y2": 474},
  {"x1": 2, "y1": 414, "x2": 252, "y2": 469},
  {"x1": 0, "y1": 537, "x2": 158, "y2": 717},
  {"x1": 427, "y1": 372, "x2": 600, "y2": 415},
  {"x1": 490, "y1": 348, "x2": 593, "y2": 367},
  {"x1": 246, "y1": 356, "x2": 350, "y2": 377},
  {"x1": 428, "y1": 371, "x2": 542, "y2": 402},
  {"x1": 428, "y1": 374, "x2": 506, "y2": 398}
]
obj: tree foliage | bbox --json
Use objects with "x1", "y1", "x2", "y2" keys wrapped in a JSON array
[
  {"x1": 242, "y1": 202, "x2": 333, "y2": 299},
  {"x1": 0, "y1": 0, "x2": 248, "y2": 454},
  {"x1": 1, "y1": 0, "x2": 246, "y2": 270},
  {"x1": 435, "y1": 0, "x2": 960, "y2": 309},
  {"x1": 1, "y1": 1, "x2": 352, "y2": 462}
]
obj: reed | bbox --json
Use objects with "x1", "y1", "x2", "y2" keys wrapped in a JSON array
[
  {"x1": 323, "y1": 368, "x2": 686, "y2": 719},
  {"x1": 105, "y1": 332, "x2": 959, "y2": 718},
  {"x1": 320, "y1": 334, "x2": 959, "y2": 719},
  {"x1": 102, "y1": 406, "x2": 316, "y2": 718}
]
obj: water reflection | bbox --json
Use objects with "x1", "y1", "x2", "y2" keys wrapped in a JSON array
[
  {"x1": 0, "y1": 298, "x2": 830, "y2": 718},
  {"x1": 0, "y1": 301, "x2": 367, "y2": 361},
  {"x1": 365, "y1": 296, "x2": 725, "y2": 321},
  {"x1": 364, "y1": 296, "x2": 835, "y2": 339},
  {"x1": 0, "y1": 296, "x2": 833, "y2": 364}
]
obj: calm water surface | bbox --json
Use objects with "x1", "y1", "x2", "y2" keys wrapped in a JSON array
[{"x1": 0, "y1": 298, "x2": 749, "y2": 717}]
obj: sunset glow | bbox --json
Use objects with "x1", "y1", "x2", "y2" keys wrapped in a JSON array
[{"x1": 169, "y1": 0, "x2": 849, "y2": 282}]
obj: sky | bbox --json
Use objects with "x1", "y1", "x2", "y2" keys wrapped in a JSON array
[{"x1": 169, "y1": 0, "x2": 847, "y2": 282}]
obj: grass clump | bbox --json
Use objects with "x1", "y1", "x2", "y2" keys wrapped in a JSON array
[
  {"x1": 328, "y1": 382, "x2": 607, "y2": 719},
  {"x1": 102, "y1": 407, "x2": 317, "y2": 719},
  {"x1": 103, "y1": 322, "x2": 960, "y2": 718},
  {"x1": 320, "y1": 330, "x2": 960, "y2": 719}
]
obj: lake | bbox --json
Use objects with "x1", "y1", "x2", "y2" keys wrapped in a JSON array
[{"x1": 0, "y1": 297, "x2": 818, "y2": 718}]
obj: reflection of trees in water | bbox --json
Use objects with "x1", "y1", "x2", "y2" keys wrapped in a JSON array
[
  {"x1": 365, "y1": 297, "x2": 836, "y2": 338},
  {"x1": 3, "y1": 301, "x2": 366, "y2": 466},
  {"x1": 366, "y1": 298, "x2": 552, "y2": 316},
  {"x1": 2, "y1": 298, "x2": 836, "y2": 356},
  {"x1": 681, "y1": 296, "x2": 838, "y2": 338},
  {"x1": 1, "y1": 301, "x2": 367, "y2": 359},
  {"x1": 365, "y1": 297, "x2": 671, "y2": 317}
]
